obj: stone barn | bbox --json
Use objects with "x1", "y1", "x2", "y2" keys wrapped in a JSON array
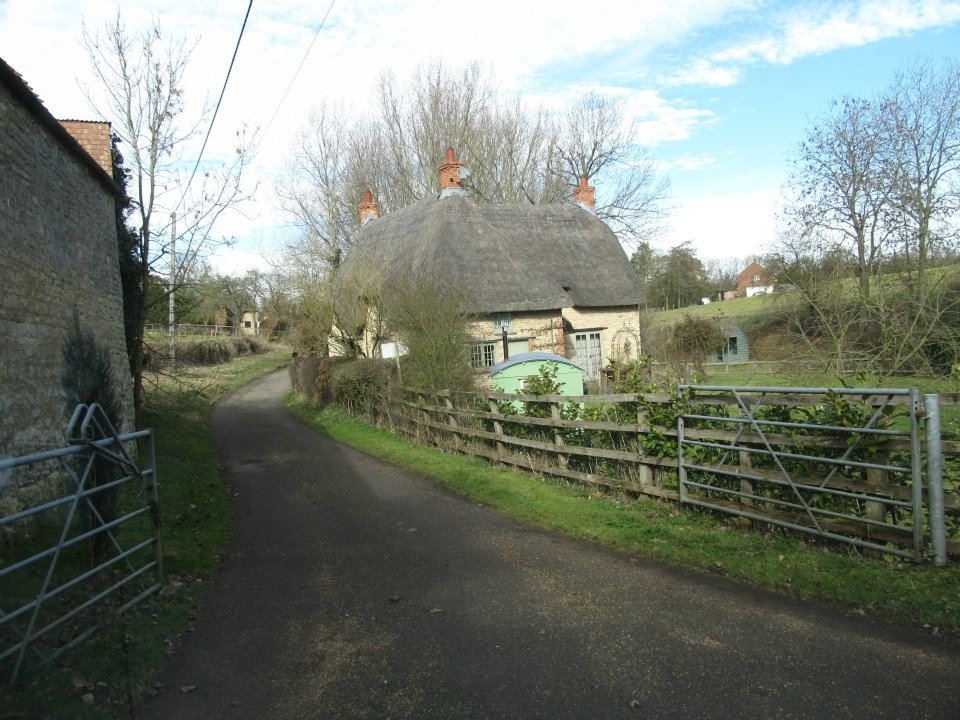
[{"x1": 0, "y1": 57, "x2": 132, "y2": 511}]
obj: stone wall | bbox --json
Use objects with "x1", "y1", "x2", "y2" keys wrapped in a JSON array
[
  {"x1": 561, "y1": 306, "x2": 642, "y2": 365},
  {"x1": 468, "y1": 305, "x2": 642, "y2": 371},
  {"x1": 0, "y1": 79, "x2": 133, "y2": 513}
]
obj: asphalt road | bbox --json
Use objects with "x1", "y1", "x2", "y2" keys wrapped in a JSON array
[{"x1": 142, "y1": 369, "x2": 960, "y2": 719}]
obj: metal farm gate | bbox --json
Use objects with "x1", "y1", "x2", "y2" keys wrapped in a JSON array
[
  {"x1": 677, "y1": 386, "x2": 949, "y2": 563},
  {"x1": 0, "y1": 404, "x2": 161, "y2": 685}
]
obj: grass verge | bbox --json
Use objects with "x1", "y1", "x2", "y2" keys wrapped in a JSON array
[
  {"x1": 286, "y1": 393, "x2": 960, "y2": 635},
  {"x1": 2, "y1": 349, "x2": 290, "y2": 719}
]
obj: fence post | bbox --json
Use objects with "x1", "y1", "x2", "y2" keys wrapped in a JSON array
[
  {"x1": 924, "y1": 393, "x2": 947, "y2": 566},
  {"x1": 550, "y1": 400, "x2": 568, "y2": 469},
  {"x1": 444, "y1": 394, "x2": 460, "y2": 450},
  {"x1": 413, "y1": 392, "x2": 426, "y2": 443},
  {"x1": 146, "y1": 431, "x2": 164, "y2": 585},
  {"x1": 636, "y1": 399, "x2": 653, "y2": 486},
  {"x1": 864, "y1": 453, "x2": 890, "y2": 526},
  {"x1": 488, "y1": 397, "x2": 506, "y2": 461}
]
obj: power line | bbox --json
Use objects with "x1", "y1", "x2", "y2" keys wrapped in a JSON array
[
  {"x1": 174, "y1": 0, "x2": 254, "y2": 215},
  {"x1": 261, "y1": 0, "x2": 337, "y2": 141}
]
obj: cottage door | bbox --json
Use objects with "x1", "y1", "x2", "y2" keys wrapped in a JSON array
[{"x1": 575, "y1": 332, "x2": 602, "y2": 380}]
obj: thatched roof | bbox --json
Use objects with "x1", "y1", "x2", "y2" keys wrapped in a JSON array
[{"x1": 344, "y1": 195, "x2": 642, "y2": 314}]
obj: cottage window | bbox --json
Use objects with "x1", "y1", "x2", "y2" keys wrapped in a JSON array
[
  {"x1": 471, "y1": 342, "x2": 496, "y2": 368},
  {"x1": 243, "y1": 320, "x2": 252, "y2": 328},
  {"x1": 574, "y1": 331, "x2": 602, "y2": 380},
  {"x1": 752, "y1": 274, "x2": 761, "y2": 283}
]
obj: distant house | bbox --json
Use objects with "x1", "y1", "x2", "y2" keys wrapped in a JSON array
[
  {"x1": 239, "y1": 311, "x2": 259, "y2": 336},
  {"x1": 337, "y1": 148, "x2": 644, "y2": 382},
  {"x1": 736, "y1": 261, "x2": 773, "y2": 298},
  {"x1": 0, "y1": 57, "x2": 132, "y2": 509}
]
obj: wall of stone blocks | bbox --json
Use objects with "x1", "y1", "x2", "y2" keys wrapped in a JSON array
[
  {"x1": 0, "y1": 81, "x2": 133, "y2": 513},
  {"x1": 468, "y1": 305, "x2": 642, "y2": 372},
  {"x1": 561, "y1": 306, "x2": 642, "y2": 365}
]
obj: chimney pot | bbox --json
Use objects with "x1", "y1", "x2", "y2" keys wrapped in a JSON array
[
  {"x1": 572, "y1": 175, "x2": 596, "y2": 211},
  {"x1": 438, "y1": 147, "x2": 466, "y2": 192},
  {"x1": 359, "y1": 190, "x2": 380, "y2": 225}
]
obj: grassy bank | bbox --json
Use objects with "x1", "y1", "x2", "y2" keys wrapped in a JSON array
[
  {"x1": 287, "y1": 393, "x2": 960, "y2": 634},
  {"x1": 3, "y1": 349, "x2": 290, "y2": 718}
]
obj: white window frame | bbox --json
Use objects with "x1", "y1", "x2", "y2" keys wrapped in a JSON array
[
  {"x1": 471, "y1": 342, "x2": 496, "y2": 368},
  {"x1": 574, "y1": 331, "x2": 603, "y2": 380}
]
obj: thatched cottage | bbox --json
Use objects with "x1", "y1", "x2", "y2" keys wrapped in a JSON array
[{"x1": 337, "y1": 148, "x2": 644, "y2": 381}]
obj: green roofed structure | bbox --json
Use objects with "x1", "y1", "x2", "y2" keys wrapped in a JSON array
[{"x1": 489, "y1": 352, "x2": 585, "y2": 396}]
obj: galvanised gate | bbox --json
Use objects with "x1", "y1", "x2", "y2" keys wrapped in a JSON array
[
  {"x1": 0, "y1": 404, "x2": 161, "y2": 685},
  {"x1": 677, "y1": 386, "x2": 949, "y2": 563}
]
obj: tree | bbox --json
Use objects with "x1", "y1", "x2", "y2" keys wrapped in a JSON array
[
  {"x1": 82, "y1": 13, "x2": 252, "y2": 421},
  {"x1": 556, "y1": 91, "x2": 670, "y2": 248},
  {"x1": 884, "y1": 59, "x2": 960, "y2": 293},
  {"x1": 643, "y1": 242, "x2": 710, "y2": 310},
  {"x1": 277, "y1": 63, "x2": 670, "y2": 351},
  {"x1": 703, "y1": 256, "x2": 743, "y2": 298},
  {"x1": 381, "y1": 273, "x2": 477, "y2": 391},
  {"x1": 785, "y1": 97, "x2": 892, "y2": 300},
  {"x1": 669, "y1": 314, "x2": 725, "y2": 370}
]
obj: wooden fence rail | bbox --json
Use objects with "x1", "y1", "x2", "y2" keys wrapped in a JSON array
[{"x1": 352, "y1": 386, "x2": 960, "y2": 556}]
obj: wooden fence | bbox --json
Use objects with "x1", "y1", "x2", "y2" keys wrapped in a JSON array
[{"x1": 351, "y1": 386, "x2": 960, "y2": 557}]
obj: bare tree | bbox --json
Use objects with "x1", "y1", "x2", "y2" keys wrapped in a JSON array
[
  {"x1": 883, "y1": 59, "x2": 960, "y2": 292},
  {"x1": 277, "y1": 63, "x2": 670, "y2": 353},
  {"x1": 556, "y1": 92, "x2": 670, "y2": 249},
  {"x1": 785, "y1": 97, "x2": 893, "y2": 300},
  {"x1": 703, "y1": 256, "x2": 744, "y2": 297},
  {"x1": 81, "y1": 13, "x2": 253, "y2": 420}
]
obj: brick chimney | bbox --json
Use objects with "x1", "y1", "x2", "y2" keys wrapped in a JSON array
[
  {"x1": 438, "y1": 147, "x2": 465, "y2": 191},
  {"x1": 358, "y1": 190, "x2": 379, "y2": 226},
  {"x1": 572, "y1": 175, "x2": 596, "y2": 211}
]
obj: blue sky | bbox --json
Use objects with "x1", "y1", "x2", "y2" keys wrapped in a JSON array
[{"x1": 2, "y1": 0, "x2": 959, "y2": 271}]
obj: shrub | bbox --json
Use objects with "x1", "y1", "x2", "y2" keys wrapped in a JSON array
[
  {"x1": 330, "y1": 359, "x2": 395, "y2": 412},
  {"x1": 289, "y1": 356, "x2": 349, "y2": 405},
  {"x1": 669, "y1": 315, "x2": 725, "y2": 369},
  {"x1": 177, "y1": 338, "x2": 236, "y2": 365}
]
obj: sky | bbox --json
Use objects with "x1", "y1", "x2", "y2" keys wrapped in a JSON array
[{"x1": 2, "y1": 0, "x2": 960, "y2": 273}]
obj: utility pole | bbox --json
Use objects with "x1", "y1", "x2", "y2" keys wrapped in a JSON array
[{"x1": 168, "y1": 212, "x2": 176, "y2": 362}]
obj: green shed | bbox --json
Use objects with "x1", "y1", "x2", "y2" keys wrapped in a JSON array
[{"x1": 489, "y1": 352, "x2": 586, "y2": 395}]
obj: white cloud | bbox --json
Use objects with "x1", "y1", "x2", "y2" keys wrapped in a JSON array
[
  {"x1": 666, "y1": 0, "x2": 960, "y2": 86},
  {"x1": 657, "y1": 154, "x2": 717, "y2": 172},
  {"x1": 660, "y1": 188, "x2": 782, "y2": 259},
  {"x1": 661, "y1": 60, "x2": 742, "y2": 87}
]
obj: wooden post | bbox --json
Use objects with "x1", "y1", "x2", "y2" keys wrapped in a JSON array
[
  {"x1": 636, "y1": 402, "x2": 653, "y2": 487},
  {"x1": 735, "y1": 449, "x2": 754, "y2": 528},
  {"x1": 551, "y1": 401, "x2": 568, "y2": 469},
  {"x1": 417, "y1": 392, "x2": 427, "y2": 443},
  {"x1": 444, "y1": 395, "x2": 460, "y2": 450},
  {"x1": 865, "y1": 453, "x2": 890, "y2": 528},
  {"x1": 489, "y1": 397, "x2": 506, "y2": 461}
]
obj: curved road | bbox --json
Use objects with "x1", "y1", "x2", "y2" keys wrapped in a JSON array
[{"x1": 143, "y1": 370, "x2": 960, "y2": 719}]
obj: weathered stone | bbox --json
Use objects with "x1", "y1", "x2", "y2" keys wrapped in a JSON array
[{"x1": 0, "y1": 64, "x2": 133, "y2": 514}]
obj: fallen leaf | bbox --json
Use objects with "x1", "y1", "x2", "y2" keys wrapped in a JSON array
[{"x1": 180, "y1": 685, "x2": 197, "y2": 694}]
